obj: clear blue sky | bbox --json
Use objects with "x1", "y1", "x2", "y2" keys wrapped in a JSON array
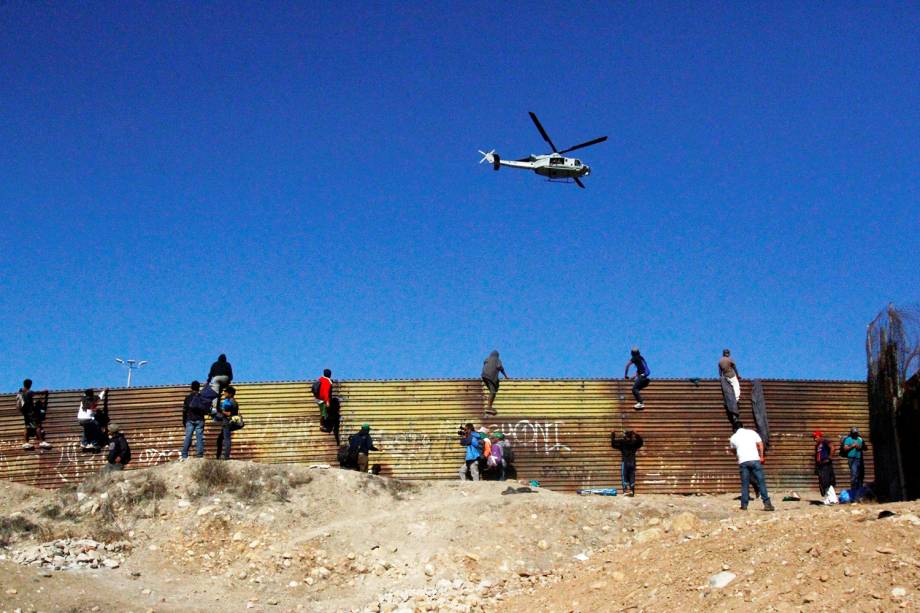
[{"x1": 1, "y1": 2, "x2": 918, "y2": 391}]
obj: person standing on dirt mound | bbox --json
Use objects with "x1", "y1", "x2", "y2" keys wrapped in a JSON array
[
  {"x1": 215, "y1": 386, "x2": 239, "y2": 460},
  {"x1": 481, "y1": 351, "x2": 508, "y2": 416},
  {"x1": 624, "y1": 347, "x2": 651, "y2": 410},
  {"x1": 207, "y1": 354, "x2": 233, "y2": 412},
  {"x1": 611, "y1": 430, "x2": 644, "y2": 496},
  {"x1": 842, "y1": 427, "x2": 865, "y2": 491},
  {"x1": 458, "y1": 423, "x2": 483, "y2": 481},
  {"x1": 728, "y1": 422, "x2": 774, "y2": 511},
  {"x1": 812, "y1": 430, "x2": 836, "y2": 498},
  {"x1": 181, "y1": 381, "x2": 207, "y2": 460}
]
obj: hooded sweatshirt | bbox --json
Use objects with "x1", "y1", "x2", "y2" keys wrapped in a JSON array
[
  {"x1": 208, "y1": 355, "x2": 233, "y2": 381},
  {"x1": 481, "y1": 351, "x2": 504, "y2": 383}
]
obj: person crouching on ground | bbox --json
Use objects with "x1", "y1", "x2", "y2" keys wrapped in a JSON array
[
  {"x1": 348, "y1": 424, "x2": 379, "y2": 473},
  {"x1": 728, "y1": 422, "x2": 774, "y2": 511},
  {"x1": 77, "y1": 388, "x2": 107, "y2": 451},
  {"x1": 458, "y1": 423, "x2": 483, "y2": 481},
  {"x1": 487, "y1": 431, "x2": 506, "y2": 481},
  {"x1": 611, "y1": 430, "x2": 644, "y2": 496},
  {"x1": 105, "y1": 423, "x2": 131, "y2": 471},
  {"x1": 215, "y1": 386, "x2": 239, "y2": 460}
]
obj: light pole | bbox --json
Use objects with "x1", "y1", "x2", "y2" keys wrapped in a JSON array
[{"x1": 115, "y1": 358, "x2": 148, "y2": 388}]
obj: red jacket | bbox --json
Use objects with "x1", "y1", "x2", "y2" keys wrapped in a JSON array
[{"x1": 317, "y1": 376, "x2": 332, "y2": 403}]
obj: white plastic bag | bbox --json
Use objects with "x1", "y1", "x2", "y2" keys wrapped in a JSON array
[{"x1": 823, "y1": 485, "x2": 838, "y2": 505}]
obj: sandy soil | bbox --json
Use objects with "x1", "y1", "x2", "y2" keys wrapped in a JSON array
[{"x1": 0, "y1": 461, "x2": 918, "y2": 612}]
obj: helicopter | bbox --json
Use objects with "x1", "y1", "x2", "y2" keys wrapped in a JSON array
[{"x1": 479, "y1": 112, "x2": 607, "y2": 188}]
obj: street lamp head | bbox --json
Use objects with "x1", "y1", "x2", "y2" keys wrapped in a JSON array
[
  {"x1": 138, "y1": 361, "x2": 149, "y2": 367},
  {"x1": 115, "y1": 358, "x2": 125, "y2": 364}
]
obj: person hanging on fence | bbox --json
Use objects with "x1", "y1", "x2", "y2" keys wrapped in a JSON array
[
  {"x1": 105, "y1": 423, "x2": 131, "y2": 471},
  {"x1": 77, "y1": 388, "x2": 107, "y2": 451},
  {"x1": 17, "y1": 379, "x2": 51, "y2": 450},
  {"x1": 481, "y1": 351, "x2": 509, "y2": 416},
  {"x1": 312, "y1": 369, "x2": 334, "y2": 429},
  {"x1": 207, "y1": 354, "x2": 233, "y2": 413},
  {"x1": 719, "y1": 349, "x2": 742, "y2": 428},
  {"x1": 624, "y1": 347, "x2": 651, "y2": 410}
]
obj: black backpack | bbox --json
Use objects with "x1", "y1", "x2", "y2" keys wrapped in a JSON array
[{"x1": 311, "y1": 379, "x2": 322, "y2": 399}]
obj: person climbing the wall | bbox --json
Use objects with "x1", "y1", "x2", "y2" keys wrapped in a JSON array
[
  {"x1": 17, "y1": 379, "x2": 51, "y2": 450},
  {"x1": 312, "y1": 369, "x2": 334, "y2": 429},
  {"x1": 611, "y1": 429, "x2": 644, "y2": 496},
  {"x1": 207, "y1": 354, "x2": 233, "y2": 413},
  {"x1": 719, "y1": 349, "x2": 742, "y2": 428},
  {"x1": 624, "y1": 347, "x2": 651, "y2": 410},
  {"x1": 481, "y1": 351, "x2": 508, "y2": 416}
]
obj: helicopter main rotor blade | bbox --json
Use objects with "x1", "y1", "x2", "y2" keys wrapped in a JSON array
[
  {"x1": 558, "y1": 136, "x2": 608, "y2": 154},
  {"x1": 529, "y1": 112, "x2": 558, "y2": 153},
  {"x1": 574, "y1": 177, "x2": 586, "y2": 189}
]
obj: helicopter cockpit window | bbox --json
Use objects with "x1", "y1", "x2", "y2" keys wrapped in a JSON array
[
  {"x1": 575, "y1": 160, "x2": 581, "y2": 166},
  {"x1": 550, "y1": 157, "x2": 564, "y2": 165}
]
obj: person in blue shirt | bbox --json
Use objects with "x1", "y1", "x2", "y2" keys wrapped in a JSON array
[
  {"x1": 458, "y1": 423, "x2": 483, "y2": 481},
  {"x1": 842, "y1": 427, "x2": 865, "y2": 491},
  {"x1": 215, "y1": 386, "x2": 239, "y2": 460},
  {"x1": 624, "y1": 347, "x2": 651, "y2": 410}
]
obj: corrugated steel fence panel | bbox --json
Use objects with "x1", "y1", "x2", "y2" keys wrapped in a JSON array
[{"x1": 0, "y1": 378, "x2": 872, "y2": 494}]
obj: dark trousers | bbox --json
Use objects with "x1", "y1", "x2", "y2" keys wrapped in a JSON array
[
  {"x1": 80, "y1": 419, "x2": 103, "y2": 448},
  {"x1": 632, "y1": 375, "x2": 650, "y2": 402},
  {"x1": 721, "y1": 377, "x2": 740, "y2": 426},
  {"x1": 739, "y1": 460, "x2": 771, "y2": 507},
  {"x1": 816, "y1": 462, "x2": 836, "y2": 497},
  {"x1": 621, "y1": 460, "x2": 637, "y2": 491},
  {"x1": 848, "y1": 457, "x2": 863, "y2": 490},
  {"x1": 482, "y1": 377, "x2": 499, "y2": 403},
  {"x1": 216, "y1": 425, "x2": 232, "y2": 460}
]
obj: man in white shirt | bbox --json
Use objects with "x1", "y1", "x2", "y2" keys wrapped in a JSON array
[{"x1": 728, "y1": 422, "x2": 775, "y2": 511}]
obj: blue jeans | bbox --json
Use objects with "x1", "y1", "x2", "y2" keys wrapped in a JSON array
[
  {"x1": 739, "y1": 460, "x2": 771, "y2": 507},
  {"x1": 632, "y1": 375, "x2": 650, "y2": 402},
  {"x1": 848, "y1": 456, "x2": 863, "y2": 490},
  {"x1": 621, "y1": 461, "x2": 637, "y2": 491},
  {"x1": 181, "y1": 419, "x2": 205, "y2": 458}
]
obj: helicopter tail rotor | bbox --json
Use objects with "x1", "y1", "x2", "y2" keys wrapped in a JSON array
[{"x1": 478, "y1": 149, "x2": 501, "y2": 170}]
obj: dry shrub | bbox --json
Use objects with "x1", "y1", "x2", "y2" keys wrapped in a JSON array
[
  {"x1": 121, "y1": 474, "x2": 167, "y2": 508},
  {"x1": 193, "y1": 460, "x2": 237, "y2": 495},
  {"x1": 192, "y1": 461, "x2": 310, "y2": 502},
  {"x1": 0, "y1": 515, "x2": 42, "y2": 545}
]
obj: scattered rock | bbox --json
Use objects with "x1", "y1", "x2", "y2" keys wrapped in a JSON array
[
  {"x1": 891, "y1": 587, "x2": 907, "y2": 598},
  {"x1": 537, "y1": 540, "x2": 549, "y2": 550},
  {"x1": 708, "y1": 571, "x2": 736, "y2": 589},
  {"x1": 670, "y1": 512, "x2": 699, "y2": 533},
  {"x1": 803, "y1": 592, "x2": 818, "y2": 603},
  {"x1": 876, "y1": 547, "x2": 895, "y2": 554}
]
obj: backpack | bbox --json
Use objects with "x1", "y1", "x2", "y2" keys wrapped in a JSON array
[
  {"x1": 502, "y1": 444, "x2": 515, "y2": 464},
  {"x1": 229, "y1": 415, "x2": 245, "y2": 431},
  {"x1": 311, "y1": 379, "x2": 322, "y2": 399},
  {"x1": 121, "y1": 438, "x2": 132, "y2": 465}
]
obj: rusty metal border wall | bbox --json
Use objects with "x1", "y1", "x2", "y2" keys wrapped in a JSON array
[{"x1": 0, "y1": 378, "x2": 871, "y2": 494}]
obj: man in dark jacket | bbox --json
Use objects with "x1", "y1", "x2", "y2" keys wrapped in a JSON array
[
  {"x1": 347, "y1": 424, "x2": 379, "y2": 473},
  {"x1": 624, "y1": 347, "x2": 651, "y2": 410},
  {"x1": 106, "y1": 423, "x2": 131, "y2": 471},
  {"x1": 207, "y1": 354, "x2": 233, "y2": 412},
  {"x1": 216, "y1": 386, "x2": 239, "y2": 460},
  {"x1": 611, "y1": 430, "x2": 644, "y2": 496},
  {"x1": 481, "y1": 351, "x2": 509, "y2": 416},
  {"x1": 181, "y1": 381, "x2": 206, "y2": 460},
  {"x1": 17, "y1": 379, "x2": 51, "y2": 450},
  {"x1": 812, "y1": 430, "x2": 836, "y2": 497}
]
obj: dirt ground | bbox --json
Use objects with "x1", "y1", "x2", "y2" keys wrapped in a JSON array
[{"x1": 0, "y1": 461, "x2": 918, "y2": 612}]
